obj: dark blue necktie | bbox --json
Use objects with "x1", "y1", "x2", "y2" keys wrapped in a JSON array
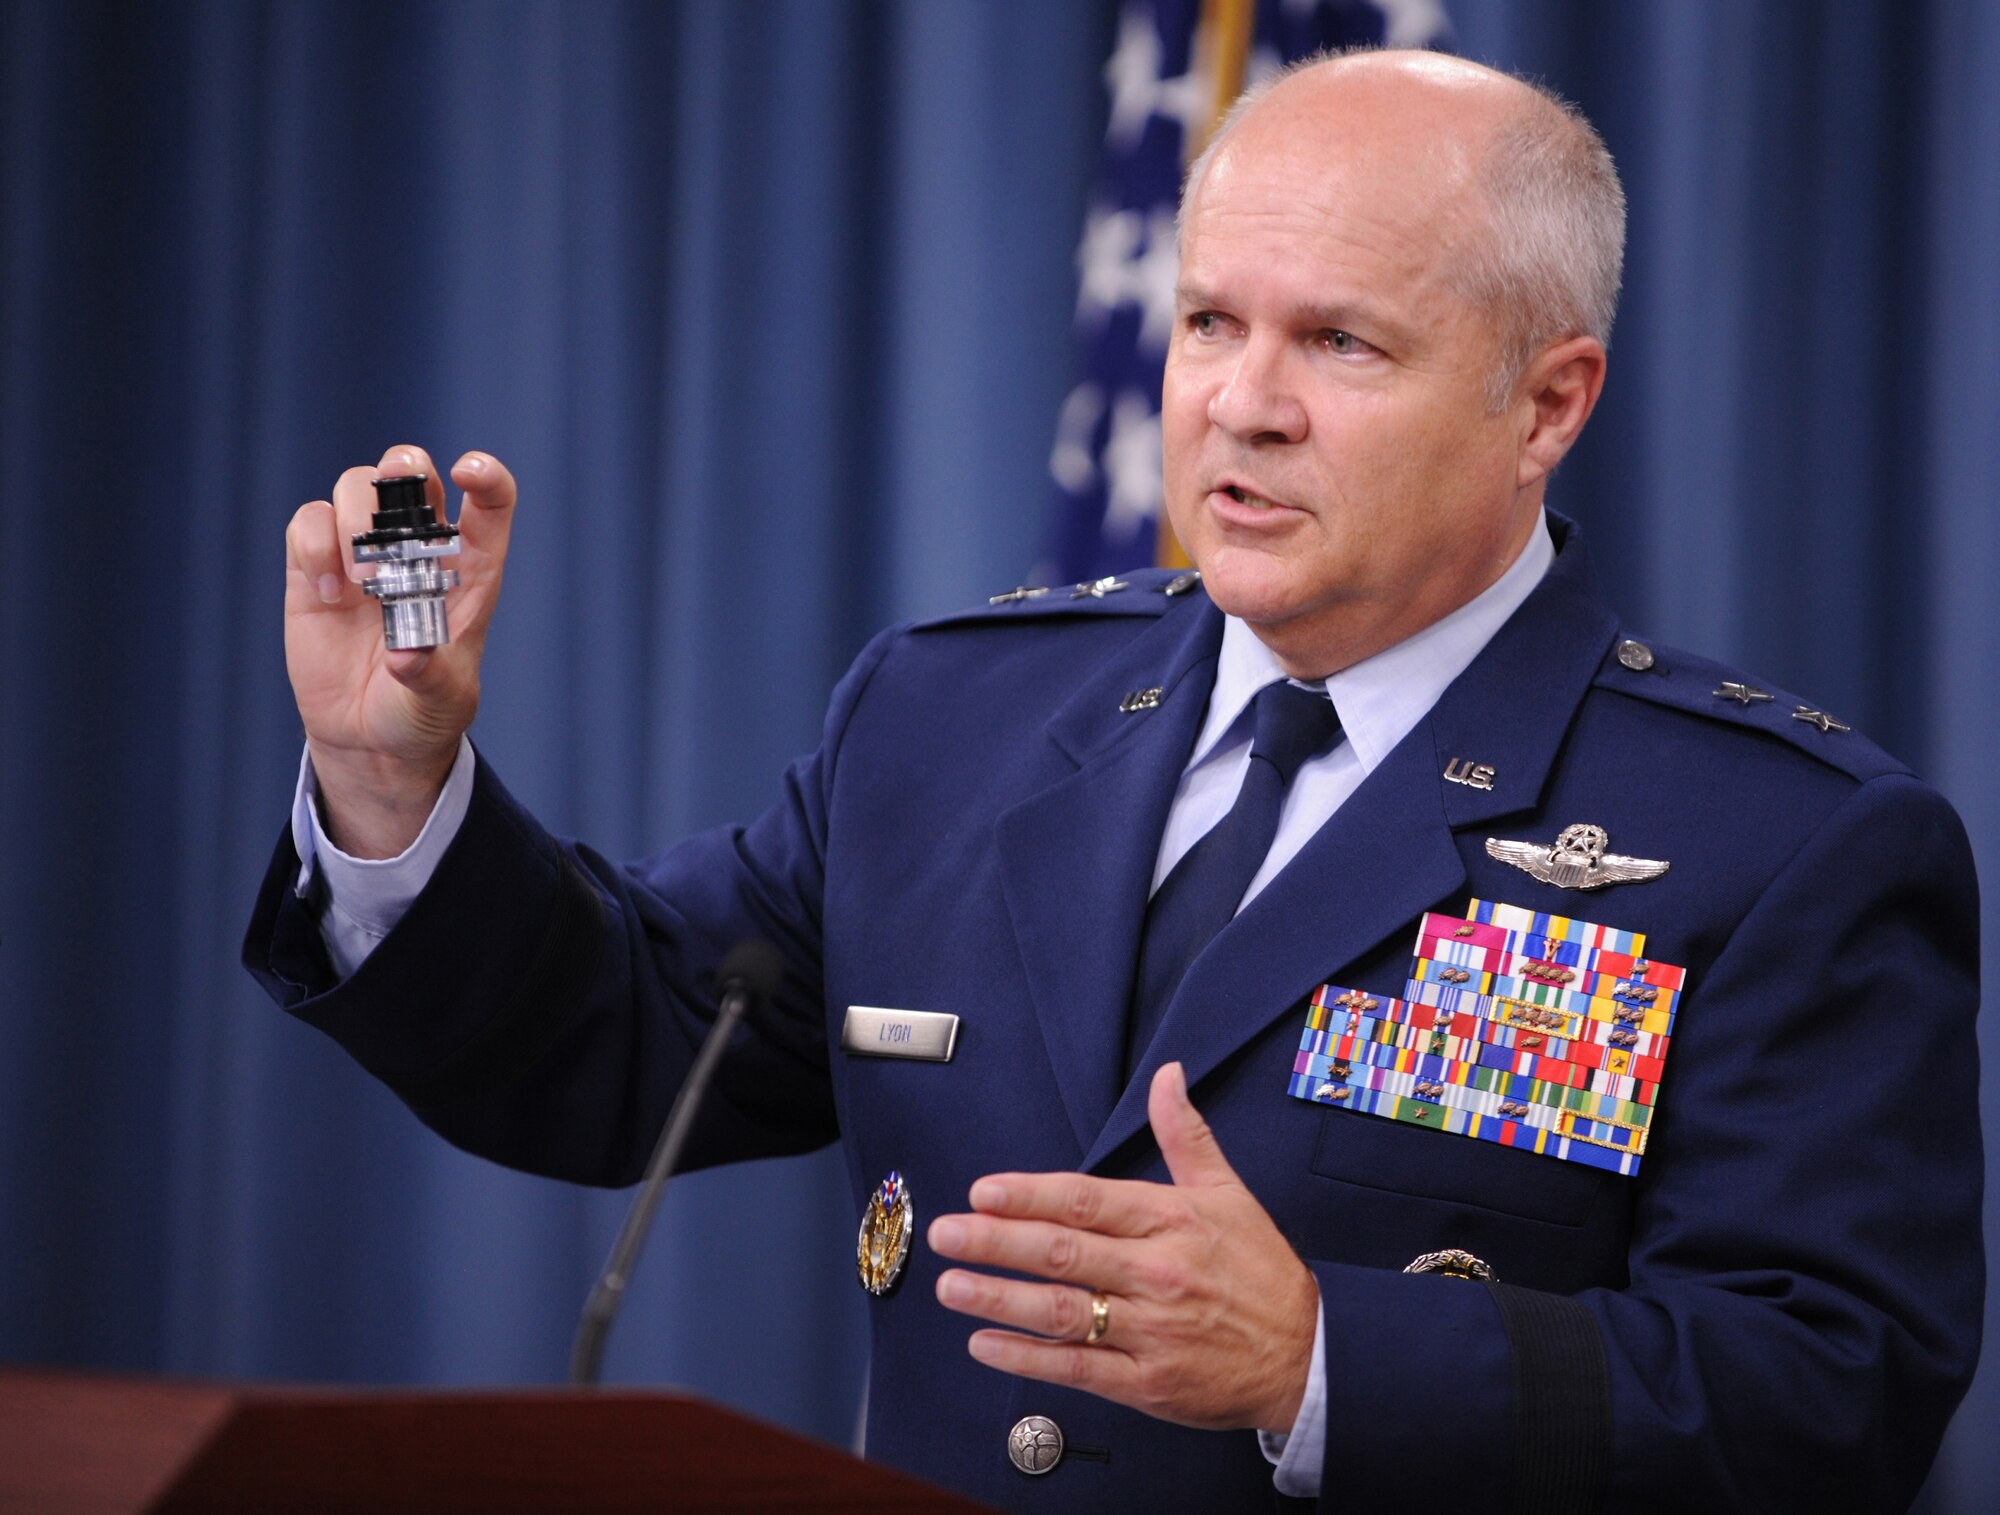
[{"x1": 1126, "y1": 681, "x2": 1343, "y2": 1077}]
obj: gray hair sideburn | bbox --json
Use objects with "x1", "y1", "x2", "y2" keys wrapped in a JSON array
[{"x1": 1179, "y1": 52, "x2": 1627, "y2": 411}]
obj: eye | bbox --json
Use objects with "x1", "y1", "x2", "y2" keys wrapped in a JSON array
[
  {"x1": 1190, "y1": 311, "x2": 1224, "y2": 338},
  {"x1": 1321, "y1": 329, "x2": 1362, "y2": 355}
]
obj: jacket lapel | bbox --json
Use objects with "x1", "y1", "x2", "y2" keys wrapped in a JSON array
[
  {"x1": 995, "y1": 599, "x2": 1226, "y2": 1154},
  {"x1": 1082, "y1": 720, "x2": 1464, "y2": 1170},
  {"x1": 1082, "y1": 514, "x2": 1622, "y2": 1171}
]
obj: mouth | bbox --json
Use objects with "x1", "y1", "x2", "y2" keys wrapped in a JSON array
[{"x1": 1211, "y1": 480, "x2": 1300, "y2": 521}]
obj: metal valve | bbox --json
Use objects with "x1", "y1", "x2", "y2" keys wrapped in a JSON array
[{"x1": 352, "y1": 474, "x2": 462, "y2": 649}]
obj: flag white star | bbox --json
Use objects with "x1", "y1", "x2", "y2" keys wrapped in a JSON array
[
  {"x1": 1153, "y1": 62, "x2": 1211, "y2": 144},
  {"x1": 1245, "y1": 43, "x2": 1284, "y2": 90},
  {"x1": 1279, "y1": 0, "x2": 1448, "y2": 47},
  {"x1": 1076, "y1": 205, "x2": 1144, "y2": 323},
  {"x1": 1377, "y1": 0, "x2": 1452, "y2": 47},
  {"x1": 1103, "y1": 5, "x2": 1166, "y2": 148},
  {"x1": 1132, "y1": 209, "x2": 1181, "y2": 352},
  {"x1": 1075, "y1": 205, "x2": 1180, "y2": 345},
  {"x1": 1104, "y1": 2, "x2": 1211, "y2": 152},
  {"x1": 1101, "y1": 390, "x2": 1165, "y2": 541},
  {"x1": 1049, "y1": 382, "x2": 1106, "y2": 492}
]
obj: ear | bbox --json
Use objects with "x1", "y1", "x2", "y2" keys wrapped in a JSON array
[{"x1": 1514, "y1": 336, "x2": 1607, "y2": 491}]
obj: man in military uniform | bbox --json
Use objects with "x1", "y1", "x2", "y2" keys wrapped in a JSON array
[{"x1": 247, "y1": 50, "x2": 1981, "y2": 1513}]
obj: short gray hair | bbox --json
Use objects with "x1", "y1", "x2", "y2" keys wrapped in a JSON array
[{"x1": 1179, "y1": 51, "x2": 1627, "y2": 409}]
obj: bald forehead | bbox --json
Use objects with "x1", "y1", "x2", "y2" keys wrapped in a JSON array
[
  {"x1": 1262, "y1": 49, "x2": 1529, "y2": 132},
  {"x1": 1227, "y1": 51, "x2": 1523, "y2": 183},
  {"x1": 1181, "y1": 51, "x2": 1544, "y2": 268}
]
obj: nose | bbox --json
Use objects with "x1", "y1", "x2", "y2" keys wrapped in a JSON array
[{"x1": 1206, "y1": 339, "x2": 1307, "y2": 443}]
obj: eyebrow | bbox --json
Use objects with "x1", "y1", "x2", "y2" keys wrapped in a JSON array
[{"x1": 1176, "y1": 282, "x2": 1410, "y2": 342}]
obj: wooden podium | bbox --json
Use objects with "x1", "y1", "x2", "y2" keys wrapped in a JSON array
[{"x1": 0, "y1": 1370, "x2": 999, "y2": 1514}]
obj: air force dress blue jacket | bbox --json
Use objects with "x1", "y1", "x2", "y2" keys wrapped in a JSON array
[{"x1": 245, "y1": 515, "x2": 1983, "y2": 1514}]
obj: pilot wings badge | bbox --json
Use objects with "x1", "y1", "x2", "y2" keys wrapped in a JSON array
[{"x1": 1485, "y1": 824, "x2": 1669, "y2": 891}]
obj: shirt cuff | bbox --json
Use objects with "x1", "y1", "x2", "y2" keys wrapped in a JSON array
[
  {"x1": 290, "y1": 736, "x2": 477, "y2": 977},
  {"x1": 1258, "y1": 1282, "x2": 1327, "y2": 1498}
]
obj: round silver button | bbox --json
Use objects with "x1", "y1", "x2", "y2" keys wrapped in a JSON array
[
  {"x1": 1007, "y1": 1415, "x2": 1064, "y2": 1475},
  {"x1": 1616, "y1": 639, "x2": 1655, "y2": 671}
]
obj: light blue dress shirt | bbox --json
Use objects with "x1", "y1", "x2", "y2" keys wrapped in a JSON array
[{"x1": 292, "y1": 511, "x2": 1556, "y2": 1497}]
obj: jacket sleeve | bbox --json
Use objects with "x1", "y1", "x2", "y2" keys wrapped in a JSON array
[
  {"x1": 241, "y1": 625, "x2": 904, "y2": 1187},
  {"x1": 1310, "y1": 771, "x2": 1984, "y2": 1514}
]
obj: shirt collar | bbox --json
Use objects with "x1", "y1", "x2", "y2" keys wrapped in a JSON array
[{"x1": 1187, "y1": 510, "x2": 1557, "y2": 775}]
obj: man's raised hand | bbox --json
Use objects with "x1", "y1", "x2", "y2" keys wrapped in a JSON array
[{"x1": 283, "y1": 445, "x2": 516, "y2": 858}]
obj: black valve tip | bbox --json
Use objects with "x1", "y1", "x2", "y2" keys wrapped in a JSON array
[
  {"x1": 371, "y1": 473, "x2": 431, "y2": 522},
  {"x1": 354, "y1": 472, "x2": 457, "y2": 547}
]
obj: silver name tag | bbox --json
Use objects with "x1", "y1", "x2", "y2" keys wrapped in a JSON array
[{"x1": 841, "y1": 1006, "x2": 960, "y2": 1062}]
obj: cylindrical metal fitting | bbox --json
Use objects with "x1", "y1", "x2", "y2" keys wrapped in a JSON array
[
  {"x1": 361, "y1": 552, "x2": 462, "y2": 649},
  {"x1": 381, "y1": 596, "x2": 453, "y2": 650}
]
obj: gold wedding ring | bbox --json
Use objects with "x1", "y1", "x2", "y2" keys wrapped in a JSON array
[{"x1": 1085, "y1": 1292, "x2": 1110, "y2": 1345}]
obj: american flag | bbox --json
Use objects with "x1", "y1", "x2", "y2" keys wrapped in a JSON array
[{"x1": 1045, "y1": 0, "x2": 1453, "y2": 582}]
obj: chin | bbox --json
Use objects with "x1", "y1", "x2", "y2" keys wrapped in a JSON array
[{"x1": 1187, "y1": 544, "x2": 1321, "y2": 625}]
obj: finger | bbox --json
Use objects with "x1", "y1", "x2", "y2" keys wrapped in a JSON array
[
  {"x1": 927, "y1": 1212, "x2": 1131, "y2": 1291},
  {"x1": 330, "y1": 464, "x2": 386, "y2": 577},
  {"x1": 447, "y1": 450, "x2": 516, "y2": 563},
  {"x1": 376, "y1": 443, "x2": 447, "y2": 519},
  {"x1": 967, "y1": 1171, "x2": 1170, "y2": 1238},
  {"x1": 378, "y1": 645, "x2": 441, "y2": 690},
  {"x1": 285, "y1": 500, "x2": 353, "y2": 608},
  {"x1": 936, "y1": 1270, "x2": 1108, "y2": 1343},
  {"x1": 966, "y1": 1329, "x2": 1140, "y2": 1400},
  {"x1": 1150, "y1": 1062, "x2": 1242, "y2": 1190}
]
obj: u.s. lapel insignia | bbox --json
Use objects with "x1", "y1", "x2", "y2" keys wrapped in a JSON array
[
  {"x1": 857, "y1": 1170, "x2": 913, "y2": 1295},
  {"x1": 1485, "y1": 824, "x2": 1669, "y2": 890},
  {"x1": 1119, "y1": 686, "x2": 1164, "y2": 713},
  {"x1": 1443, "y1": 757, "x2": 1497, "y2": 791}
]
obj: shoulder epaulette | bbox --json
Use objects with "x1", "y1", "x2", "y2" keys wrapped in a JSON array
[
  {"x1": 911, "y1": 567, "x2": 1206, "y2": 633},
  {"x1": 1591, "y1": 633, "x2": 1909, "y2": 783}
]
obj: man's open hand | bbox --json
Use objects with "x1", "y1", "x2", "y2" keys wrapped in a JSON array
[
  {"x1": 284, "y1": 444, "x2": 516, "y2": 857},
  {"x1": 927, "y1": 1061, "x2": 1318, "y2": 1433}
]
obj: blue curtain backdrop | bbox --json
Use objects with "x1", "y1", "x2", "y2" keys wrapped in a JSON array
[{"x1": 0, "y1": 1, "x2": 1993, "y2": 1508}]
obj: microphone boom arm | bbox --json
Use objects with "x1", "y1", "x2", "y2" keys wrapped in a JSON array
[{"x1": 569, "y1": 940, "x2": 783, "y2": 1387}]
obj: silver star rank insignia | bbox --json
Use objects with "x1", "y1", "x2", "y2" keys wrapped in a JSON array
[
  {"x1": 1485, "y1": 823, "x2": 1670, "y2": 891},
  {"x1": 1071, "y1": 575, "x2": 1129, "y2": 599}
]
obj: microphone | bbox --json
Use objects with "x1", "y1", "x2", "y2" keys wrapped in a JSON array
[{"x1": 568, "y1": 939, "x2": 786, "y2": 1387}]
